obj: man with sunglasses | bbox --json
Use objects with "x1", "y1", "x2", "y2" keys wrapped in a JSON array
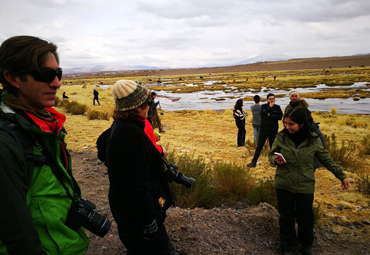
[
  {"x1": 247, "y1": 93, "x2": 283, "y2": 168},
  {"x1": 0, "y1": 36, "x2": 89, "y2": 254}
]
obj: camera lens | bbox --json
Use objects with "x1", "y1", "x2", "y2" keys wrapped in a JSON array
[{"x1": 84, "y1": 210, "x2": 112, "y2": 237}]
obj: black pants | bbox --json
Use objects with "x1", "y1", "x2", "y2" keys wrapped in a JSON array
[
  {"x1": 118, "y1": 223, "x2": 174, "y2": 255},
  {"x1": 235, "y1": 119, "x2": 246, "y2": 146},
  {"x1": 252, "y1": 131, "x2": 276, "y2": 162},
  {"x1": 276, "y1": 188, "x2": 314, "y2": 252},
  {"x1": 93, "y1": 95, "x2": 100, "y2": 105}
]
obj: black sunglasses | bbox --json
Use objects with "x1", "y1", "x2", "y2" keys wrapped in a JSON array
[{"x1": 20, "y1": 67, "x2": 63, "y2": 83}]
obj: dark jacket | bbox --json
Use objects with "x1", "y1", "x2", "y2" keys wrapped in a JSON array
[
  {"x1": 0, "y1": 103, "x2": 89, "y2": 255},
  {"x1": 98, "y1": 119, "x2": 172, "y2": 230},
  {"x1": 284, "y1": 99, "x2": 309, "y2": 113},
  {"x1": 260, "y1": 103, "x2": 283, "y2": 133},
  {"x1": 148, "y1": 101, "x2": 159, "y2": 117},
  {"x1": 93, "y1": 89, "x2": 99, "y2": 98}
]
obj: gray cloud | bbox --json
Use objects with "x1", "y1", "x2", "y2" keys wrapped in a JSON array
[{"x1": 0, "y1": 0, "x2": 369, "y2": 69}]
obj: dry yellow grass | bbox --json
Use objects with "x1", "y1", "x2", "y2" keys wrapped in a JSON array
[{"x1": 54, "y1": 85, "x2": 370, "y2": 230}]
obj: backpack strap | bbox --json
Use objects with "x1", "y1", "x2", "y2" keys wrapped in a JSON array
[{"x1": 0, "y1": 119, "x2": 47, "y2": 185}]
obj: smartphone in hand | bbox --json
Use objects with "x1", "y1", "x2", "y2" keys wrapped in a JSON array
[{"x1": 274, "y1": 152, "x2": 287, "y2": 163}]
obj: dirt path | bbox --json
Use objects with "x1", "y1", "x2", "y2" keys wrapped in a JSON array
[{"x1": 71, "y1": 151, "x2": 370, "y2": 255}]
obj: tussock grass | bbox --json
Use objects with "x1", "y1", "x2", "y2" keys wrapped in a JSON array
[
  {"x1": 213, "y1": 161, "x2": 254, "y2": 203},
  {"x1": 356, "y1": 173, "x2": 370, "y2": 199},
  {"x1": 247, "y1": 178, "x2": 277, "y2": 207},
  {"x1": 63, "y1": 100, "x2": 88, "y2": 115},
  {"x1": 358, "y1": 135, "x2": 370, "y2": 156},
  {"x1": 86, "y1": 109, "x2": 110, "y2": 120},
  {"x1": 324, "y1": 133, "x2": 362, "y2": 172},
  {"x1": 331, "y1": 106, "x2": 338, "y2": 115},
  {"x1": 167, "y1": 152, "x2": 219, "y2": 209}
]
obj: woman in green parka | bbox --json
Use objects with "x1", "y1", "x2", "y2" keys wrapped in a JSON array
[{"x1": 269, "y1": 107, "x2": 349, "y2": 255}]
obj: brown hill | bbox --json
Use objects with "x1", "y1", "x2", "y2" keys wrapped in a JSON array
[{"x1": 156, "y1": 55, "x2": 370, "y2": 76}]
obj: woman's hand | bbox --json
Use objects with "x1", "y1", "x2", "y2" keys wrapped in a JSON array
[
  {"x1": 341, "y1": 178, "x2": 349, "y2": 190},
  {"x1": 274, "y1": 156, "x2": 286, "y2": 165}
]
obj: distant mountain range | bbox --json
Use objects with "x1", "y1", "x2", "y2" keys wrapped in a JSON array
[
  {"x1": 63, "y1": 64, "x2": 160, "y2": 74},
  {"x1": 63, "y1": 53, "x2": 370, "y2": 74}
]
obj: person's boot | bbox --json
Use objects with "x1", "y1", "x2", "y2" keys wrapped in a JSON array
[
  {"x1": 247, "y1": 160, "x2": 257, "y2": 168},
  {"x1": 300, "y1": 246, "x2": 312, "y2": 255}
]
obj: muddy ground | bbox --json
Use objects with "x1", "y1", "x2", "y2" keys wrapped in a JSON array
[{"x1": 71, "y1": 151, "x2": 370, "y2": 255}]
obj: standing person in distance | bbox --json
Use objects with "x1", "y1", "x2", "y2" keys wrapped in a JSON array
[
  {"x1": 0, "y1": 35, "x2": 89, "y2": 254},
  {"x1": 148, "y1": 91, "x2": 165, "y2": 133},
  {"x1": 93, "y1": 85, "x2": 100, "y2": 105},
  {"x1": 250, "y1": 95, "x2": 261, "y2": 144},
  {"x1": 247, "y1": 93, "x2": 283, "y2": 167},
  {"x1": 284, "y1": 91, "x2": 308, "y2": 113},
  {"x1": 99, "y1": 80, "x2": 175, "y2": 254},
  {"x1": 233, "y1": 99, "x2": 247, "y2": 147},
  {"x1": 269, "y1": 107, "x2": 349, "y2": 255}
]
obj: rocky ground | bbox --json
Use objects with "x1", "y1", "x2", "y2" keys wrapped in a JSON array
[{"x1": 71, "y1": 150, "x2": 370, "y2": 255}]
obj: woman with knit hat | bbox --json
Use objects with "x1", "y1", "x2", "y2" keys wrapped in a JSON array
[
  {"x1": 284, "y1": 91, "x2": 308, "y2": 113},
  {"x1": 97, "y1": 80, "x2": 175, "y2": 254}
]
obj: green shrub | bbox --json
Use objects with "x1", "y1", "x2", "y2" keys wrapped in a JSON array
[
  {"x1": 247, "y1": 178, "x2": 277, "y2": 208},
  {"x1": 86, "y1": 109, "x2": 110, "y2": 120},
  {"x1": 324, "y1": 133, "x2": 362, "y2": 172},
  {"x1": 213, "y1": 161, "x2": 254, "y2": 203},
  {"x1": 63, "y1": 100, "x2": 87, "y2": 115},
  {"x1": 167, "y1": 152, "x2": 219, "y2": 209},
  {"x1": 358, "y1": 135, "x2": 370, "y2": 156},
  {"x1": 356, "y1": 173, "x2": 370, "y2": 198}
]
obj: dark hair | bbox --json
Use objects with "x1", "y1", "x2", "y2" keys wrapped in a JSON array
[
  {"x1": 234, "y1": 99, "x2": 243, "y2": 110},
  {"x1": 151, "y1": 92, "x2": 157, "y2": 96},
  {"x1": 266, "y1": 93, "x2": 275, "y2": 99},
  {"x1": 112, "y1": 100, "x2": 149, "y2": 121},
  {"x1": 0, "y1": 36, "x2": 59, "y2": 93},
  {"x1": 253, "y1": 95, "x2": 260, "y2": 103},
  {"x1": 281, "y1": 107, "x2": 317, "y2": 146}
]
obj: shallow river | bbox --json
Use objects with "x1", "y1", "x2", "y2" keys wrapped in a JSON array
[
  {"x1": 153, "y1": 82, "x2": 370, "y2": 114},
  {"x1": 101, "y1": 82, "x2": 370, "y2": 114}
]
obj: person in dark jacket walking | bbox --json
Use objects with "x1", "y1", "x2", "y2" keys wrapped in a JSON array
[
  {"x1": 269, "y1": 107, "x2": 349, "y2": 255},
  {"x1": 97, "y1": 80, "x2": 175, "y2": 254},
  {"x1": 233, "y1": 99, "x2": 247, "y2": 147},
  {"x1": 93, "y1": 85, "x2": 100, "y2": 105},
  {"x1": 247, "y1": 93, "x2": 283, "y2": 167}
]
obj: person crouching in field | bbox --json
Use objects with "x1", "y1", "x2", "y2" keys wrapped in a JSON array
[{"x1": 269, "y1": 107, "x2": 349, "y2": 255}]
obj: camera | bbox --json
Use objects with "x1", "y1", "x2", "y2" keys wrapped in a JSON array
[
  {"x1": 65, "y1": 198, "x2": 112, "y2": 237},
  {"x1": 165, "y1": 162, "x2": 195, "y2": 189}
]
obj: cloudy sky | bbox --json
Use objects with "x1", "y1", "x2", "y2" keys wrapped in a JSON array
[{"x1": 1, "y1": 0, "x2": 369, "y2": 70}]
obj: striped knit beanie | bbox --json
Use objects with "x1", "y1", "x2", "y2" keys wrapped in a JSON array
[{"x1": 112, "y1": 80, "x2": 150, "y2": 111}]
